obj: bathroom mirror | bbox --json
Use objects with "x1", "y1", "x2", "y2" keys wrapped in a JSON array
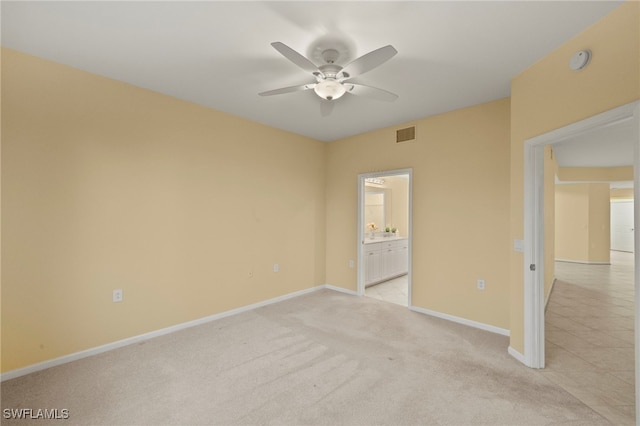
[{"x1": 364, "y1": 191, "x2": 385, "y2": 233}]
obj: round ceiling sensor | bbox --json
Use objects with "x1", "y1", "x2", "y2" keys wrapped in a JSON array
[{"x1": 569, "y1": 49, "x2": 591, "y2": 71}]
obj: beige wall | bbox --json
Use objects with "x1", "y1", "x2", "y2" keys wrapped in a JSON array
[
  {"x1": 611, "y1": 188, "x2": 634, "y2": 201},
  {"x1": 557, "y1": 166, "x2": 633, "y2": 182},
  {"x1": 588, "y1": 184, "x2": 612, "y2": 263},
  {"x1": 555, "y1": 185, "x2": 590, "y2": 262},
  {"x1": 326, "y1": 99, "x2": 511, "y2": 330},
  {"x1": 510, "y1": 2, "x2": 639, "y2": 353},
  {"x1": 555, "y1": 184, "x2": 611, "y2": 263},
  {"x1": 1, "y1": 48, "x2": 327, "y2": 372}
]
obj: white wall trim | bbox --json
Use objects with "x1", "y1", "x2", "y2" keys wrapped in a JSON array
[
  {"x1": 554, "y1": 259, "x2": 611, "y2": 265},
  {"x1": 323, "y1": 284, "x2": 358, "y2": 296},
  {"x1": 409, "y1": 305, "x2": 510, "y2": 336},
  {"x1": 1, "y1": 285, "x2": 329, "y2": 382},
  {"x1": 632, "y1": 101, "x2": 640, "y2": 423},
  {"x1": 526, "y1": 102, "x2": 638, "y2": 146},
  {"x1": 523, "y1": 139, "x2": 545, "y2": 368},
  {"x1": 508, "y1": 346, "x2": 526, "y2": 364}
]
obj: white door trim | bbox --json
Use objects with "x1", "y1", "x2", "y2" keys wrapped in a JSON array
[
  {"x1": 523, "y1": 101, "x2": 639, "y2": 415},
  {"x1": 357, "y1": 168, "x2": 413, "y2": 306},
  {"x1": 633, "y1": 101, "x2": 640, "y2": 421},
  {"x1": 523, "y1": 140, "x2": 546, "y2": 368}
]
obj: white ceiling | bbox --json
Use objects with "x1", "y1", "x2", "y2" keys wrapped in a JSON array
[
  {"x1": 553, "y1": 119, "x2": 636, "y2": 168},
  {"x1": 1, "y1": 1, "x2": 624, "y2": 142},
  {"x1": 553, "y1": 117, "x2": 636, "y2": 189}
]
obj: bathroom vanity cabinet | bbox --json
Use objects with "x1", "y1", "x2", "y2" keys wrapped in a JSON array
[{"x1": 364, "y1": 238, "x2": 408, "y2": 287}]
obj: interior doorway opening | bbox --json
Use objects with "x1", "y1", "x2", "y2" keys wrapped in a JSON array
[
  {"x1": 523, "y1": 101, "x2": 639, "y2": 421},
  {"x1": 551, "y1": 180, "x2": 635, "y2": 423},
  {"x1": 357, "y1": 169, "x2": 412, "y2": 307}
]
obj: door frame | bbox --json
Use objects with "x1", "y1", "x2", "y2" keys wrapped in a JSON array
[
  {"x1": 523, "y1": 100, "x2": 639, "y2": 415},
  {"x1": 357, "y1": 168, "x2": 413, "y2": 305}
]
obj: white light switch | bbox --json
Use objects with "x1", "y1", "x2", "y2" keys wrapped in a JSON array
[{"x1": 513, "y1": 239, "x2": 524, "y2": 253}]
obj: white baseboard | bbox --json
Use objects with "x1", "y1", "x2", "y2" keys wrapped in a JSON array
[
  {"x1": 2, "y1": 285, "x2": 510, "y2": 382},
  {"x1": 408, "y1": 305, "x2": 510, "y2": 336},
  {"x1": 1, "y1": 285, "x2": 327, "y2": 382},
  {"x1": 508, "y1": 346, "x2": 526, "y2": 364},
  {"x1": 323, "y1": 284, "x2": 358, "y2": 296},
  {"x1": 555, "y1": 258, "x2": 610, "y2": 265}
]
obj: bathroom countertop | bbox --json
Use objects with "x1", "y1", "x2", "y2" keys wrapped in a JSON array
[{"x1": 364, "y1": 236, "x2": 407, "y2": 244}]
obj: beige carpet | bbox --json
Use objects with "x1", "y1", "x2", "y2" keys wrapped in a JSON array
[{"x1": 2, "y1": 290, "x2": 608, "y2": 425}]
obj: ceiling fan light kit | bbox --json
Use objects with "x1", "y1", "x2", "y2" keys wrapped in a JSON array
[
  {"x1": 259, "y1": 41, "x2": 398, "y2": 114},
  {"x1": 314, "y1": 79, "x2": 346, "y2": 100}
]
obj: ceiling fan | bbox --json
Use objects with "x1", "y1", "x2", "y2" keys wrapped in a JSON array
[{"x1": 259, "y1": 41, "x2": 398, "y2": 116}]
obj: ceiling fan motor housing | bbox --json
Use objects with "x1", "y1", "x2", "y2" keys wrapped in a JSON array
[
  {"x1": 321, "y1": 48, "x2": 340, "y2": 64},
  {"x1": 318, "y1": 64, "x2": 343, "y2": 79}
]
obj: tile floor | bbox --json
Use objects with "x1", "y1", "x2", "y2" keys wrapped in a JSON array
[
  {"x1": 365, "y1": 274, "x2": 408, "y2": 306},
  {"x1": 541, "y1": 250, "x2": 635, "y2": 425}
]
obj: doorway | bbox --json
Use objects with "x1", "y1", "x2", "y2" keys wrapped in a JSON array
[
  {"x1": 551, "y1": 181, "x2": 635, "y2": 423},
  {"x1": 523, "y1": 101, "x2": 640, "y2": 419},
  {"x1": 357, "y1": 169, "x2": 412, "y2": 307},
  {"x1": 611, "y1": 198, "x2": 635, "y2": 253}
]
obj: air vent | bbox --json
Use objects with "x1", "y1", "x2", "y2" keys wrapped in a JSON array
[{"x1": 396, "y1": 126, "x2": 415, "y2": 143}]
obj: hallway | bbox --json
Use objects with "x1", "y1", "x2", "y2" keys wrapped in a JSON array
[{"x1": 542, "y1": 251, "x2": 635, "y2": 425}]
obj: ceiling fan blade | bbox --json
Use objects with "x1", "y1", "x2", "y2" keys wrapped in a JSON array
[
  {"x1": 346, "y1": 83, "x2": 398, "y2": 102},
  {"x1": 320, "y1": 100, "x2": 335, "y2": 117},
  {"x1": 340, "y1": 45, "x2": 397, "y2": 80},
  {"x1": 271, "y1": 42, "x2": 321, "y2": 75},
  {"x1": 259, "y1": 83, "x2": 315, "y2": 97}
]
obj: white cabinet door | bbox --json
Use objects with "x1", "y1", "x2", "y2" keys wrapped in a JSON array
[
  {"x1": 364, "y1": 247, "x2": 382, "y2": 286},
  {"x1": 364, "y1": 239, "x2": 409, "y2": 286},
  {"x1": 383, "y1": 247, "x2": 396, "y2": 278},
  {"x1": 397, "y1": 243, "x2": 408, "y2": 275}
]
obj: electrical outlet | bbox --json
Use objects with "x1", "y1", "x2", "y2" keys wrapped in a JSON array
[
  {"x1": 349, "y1": 260, "x2": 355, "y2": 269},
  {"x1": 273, "y1": 263, "x2": 279, "y2": 273},
  {"x1": 113, "y1": 289, "x2": 123, "y2": 302},
  {"x1": 477, "y1": 279, "x2": 485, "y2": 290}
]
